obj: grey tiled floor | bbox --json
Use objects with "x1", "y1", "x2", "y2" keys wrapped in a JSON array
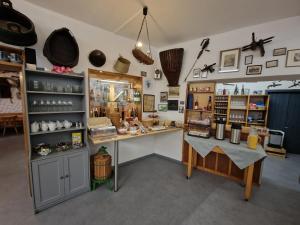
[{"x1": 1, "y1": 135, "x2": 300, "y2": 225}]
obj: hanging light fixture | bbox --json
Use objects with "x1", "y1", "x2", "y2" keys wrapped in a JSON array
[{"x1": 132, "y1": 6, "x2": 154, "y2": 65}]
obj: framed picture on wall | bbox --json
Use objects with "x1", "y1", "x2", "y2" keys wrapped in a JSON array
[
  {"x1": 246, "y1": 65, "x2": 262, "y2": 75},
  {"x1": 273, "y1": 48, "x2": 287, "y2": 56},
  {"x1": 158, "y1": 104, "x2": 168, "y2": 112},
  {"x1": 143, "y1": 94, "x2": 155, "y2": 112},
  {"x1": 244, "y1": 55, "x2": 253, "y2": 65},
  {"x1": 160, "y1": 92, "x2": 168, "y2": 102},
  {"x1": 219, "y1": 48, "x2": 241, "y2": 73},
  {"x1": 193, "y1": 68, "x2": 201, "y2": 78},
  {"x1": 167, "y1": 100, "x2": 178, "y2": 111},
  {"x1": 168, "y1": 86, "x2": 179, "y2": 97},
  {"x1": 286, "y1": 49, "x2": 300, "y2": 67},
  {"x1": 266, "y1": 60, "x2": 278, "y2": 68}
]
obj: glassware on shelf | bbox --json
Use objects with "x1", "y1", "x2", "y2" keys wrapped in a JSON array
[
  {"x1": 39, "y1": 99, "x2": 45, "y2": 112},
  {"x1": 46, "y1": 100, "x2": 51, "y2": 111}
]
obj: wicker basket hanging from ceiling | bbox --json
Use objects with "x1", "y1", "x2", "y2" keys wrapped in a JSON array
[
  {"x1": 159, "y1": 48, "x2": 184, "y2": 87},
  {"x1": 132, "y1": 6, "x2": 154, "y2": 65}
]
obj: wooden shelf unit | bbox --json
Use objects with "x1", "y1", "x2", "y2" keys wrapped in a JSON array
[
  {"x1": 213, "y1": 94, "x2": 269, "y2": 127},
  {"x1": 0, "y1": 45, "x2": 24, "y2": 72},
  {"x1": 184, "y1": 82, "x2": 215, "y2": 124}
]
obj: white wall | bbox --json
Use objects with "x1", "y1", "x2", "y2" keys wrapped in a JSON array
[
  {"x1": 153, "y1": 16, "x2": 300, "y2": 122},
  {"x1": 151, "y1": 16, "x2": 300, "y2": 161}
]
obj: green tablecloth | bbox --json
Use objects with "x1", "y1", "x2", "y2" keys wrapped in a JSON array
[{"x1": 184, "y1": 134, "x2": 267, "y2": 169}]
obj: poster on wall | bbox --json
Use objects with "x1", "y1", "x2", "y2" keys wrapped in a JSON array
[{"x1": 143, "y1": 94, "x2": 155, "y2": 112}]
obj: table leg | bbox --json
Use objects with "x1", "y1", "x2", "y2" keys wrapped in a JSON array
[
  {"x1": 187, "y1": 144, "x2": 193, "y2": 179},
  {"x1": 114, "y1": 141, "x2": 119, "y2": 192},
  {"x1": 244, "y1": 163, "x2": 254, "y2": 201}
]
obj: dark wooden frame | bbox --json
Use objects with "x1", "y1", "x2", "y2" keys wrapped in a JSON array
[
  {"x1": 244, "y1": 55, "x2": 253, "y2": 65},
  {"x1": 266, "y1": 60, "x2": 278, "y2": 68},
  {"x1": 273, "y1": 47, "x2": 287, "y2": 56},
  {"x1": 143, "y1": 94, "x2": 156, "y2": 112},
  {"x1": 286, "y1": 49, "x2": 300, "y2": 68},
  {"x1": 246, "y1": 65, "x2": 262, "y2": 75},
  {"x1": 219, "y1": 48, "x2": 241, "y2": 73}
]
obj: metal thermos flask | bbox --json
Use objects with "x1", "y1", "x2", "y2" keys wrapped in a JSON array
[
  {"x1": 230, "y1": 123, "x2": 242, "y2": 144},
  {"x1": 215, "y1": 118, "x2": 226, "y2": 140}
]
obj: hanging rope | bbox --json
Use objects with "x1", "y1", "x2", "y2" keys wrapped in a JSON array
[{"x1": 132, "y1": 6, "x2": 154, "y2": 65}]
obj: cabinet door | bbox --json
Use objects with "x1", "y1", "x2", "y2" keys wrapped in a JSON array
[
  {"x1": 32, "y1": 157, "x2": 65, "y2": 208},
  {"x1": 64, "y1": 151, "x2": 89, "y2": 196}
]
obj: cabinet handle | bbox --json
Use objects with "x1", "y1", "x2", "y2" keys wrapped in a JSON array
[
  {"x1": 60, "y1": 176, "x2": 64, "y2": 179},
  {"x1": 65, "y1": 174, "x2": 69, "y2": 178}
]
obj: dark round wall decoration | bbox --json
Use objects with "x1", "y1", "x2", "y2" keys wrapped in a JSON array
[
  {"x1": 89, "y1": 50, "x2": 106, "y2": 67},
  {"x1": 0, "y1": 0, "x2": 37, "y2": 46},
  {"x1": 43, "y1": 27, "x2": 79, "y2": 67}
]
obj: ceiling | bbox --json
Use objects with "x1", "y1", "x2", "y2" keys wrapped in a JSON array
[{"x1": 26, "y1": 0, "x2": 300, "y2": 47}]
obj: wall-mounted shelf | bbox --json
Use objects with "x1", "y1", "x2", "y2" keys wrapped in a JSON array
[
  {"x1": 25, "y1": 69, "x2": 85, "y2": 79},
  {"x1": 0, "y1": 60, "x2": 23, "y2": 72},
  {"x1": 28, "y1": 111, "x2": 85, "y2": 115},
  {"x1": 30, "y1": 127, "x2": 86, "y2": 136},
  {"x1": 27, "y1": 91, "x2": 84, "y2": 96}
]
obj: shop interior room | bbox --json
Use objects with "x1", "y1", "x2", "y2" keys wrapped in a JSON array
[{"x1": 0, "y1": 0, "x2": 300, "y2": 224}]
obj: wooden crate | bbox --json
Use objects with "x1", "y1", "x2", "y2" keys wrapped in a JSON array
[{"x1": 265, "y1": 146, "x2": 286, "y2": 158}]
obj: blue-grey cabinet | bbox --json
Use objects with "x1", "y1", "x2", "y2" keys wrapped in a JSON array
[
  {"x1": 31, "y1": 149, "x2": 89, "y2": 212},
  {"x1": 32, "y1": 157, "x2": 65, "y2": 209}
]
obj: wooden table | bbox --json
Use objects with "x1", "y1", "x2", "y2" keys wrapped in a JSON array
[
  {"x1": 89, "y1": 127, "x2": 182, "y2": 191},
  {"x1": 186, "y1": 143, "x2": 263, "y2": 201}
]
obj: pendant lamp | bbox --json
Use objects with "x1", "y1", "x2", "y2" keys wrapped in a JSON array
[{"x1": 132, "y1": 6, "x2": 154, "y2": 65}]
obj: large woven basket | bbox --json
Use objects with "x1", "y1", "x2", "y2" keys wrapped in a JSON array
[
  {"x1": 159, "y1": 48, "x2": 184, "y2": 87},
  {"x1": 93, "y1": 154, "x2": 112, "y2": 180}
]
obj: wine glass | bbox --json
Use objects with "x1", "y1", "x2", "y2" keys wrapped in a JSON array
[{"x1": 39, "y1": 99, "x2": 45, "y2": 112}]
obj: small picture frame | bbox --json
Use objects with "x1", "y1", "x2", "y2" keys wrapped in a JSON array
[
  {"x1": 286, "y1": 49, "x2": 300, "y2": 67},
  {"x1": 178, "y1": 106, "x2": 184, "y2": 113},
  {"x1": 193, "y1": 68, "x2": 201, "y2": 78},
  {"x1": 160, "y1": 92, "x2": 168, "y2": 102},
  {"x1": 158, "y1": 104, "x2": 168, "y2": 112},
  {"x1": 266, "y1": 60, "x2": 278, "y2": 68},
  {"x1": 273, "y1": 48, "x2": 287, "y2": 56},
  {"x1": 201, "y1": 70, "x2": 208, "y2": 78},
  {"x1": 219, "y1": 48, "x2": 241, "y2": 73},
  {"x1": 141, "y1": 71, "x2": 147, "y2": 77},
  {"x1": 246, "y1": 65, "x2": 262, "y2": 75},
  {"x1": 244, "y1": 55, "x2": 253, "y2": 65}
]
